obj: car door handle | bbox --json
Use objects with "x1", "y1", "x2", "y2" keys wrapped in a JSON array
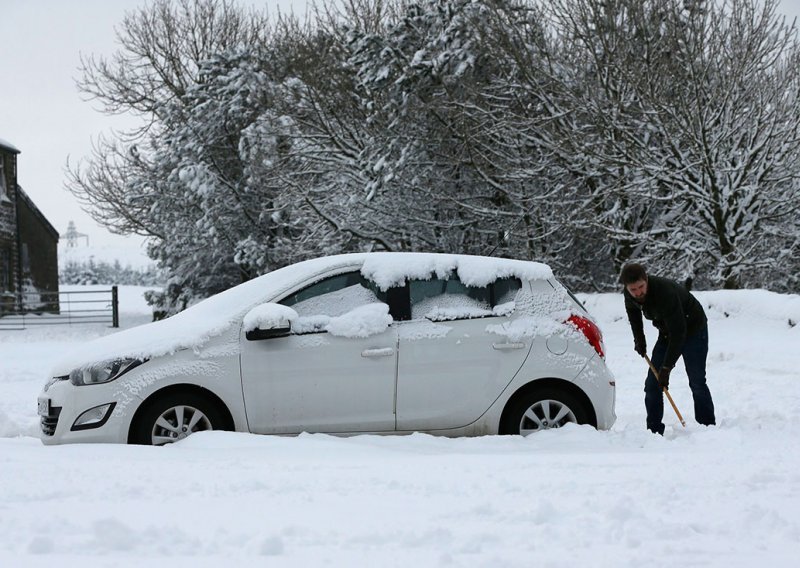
[
  {"x1": 361, "y1": 347, "x2": 395, "y2": 358},
  {"x1": 492, "y1": 342, "x2": 526, "y2": 350}
]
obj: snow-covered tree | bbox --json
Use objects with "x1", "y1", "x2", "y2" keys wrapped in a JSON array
[
  {"x1": 67, "y1": 0, "x2": 800, "y2": 302},
  {"x1": 344, "y1": 0, "x2": 585, "y2": 266},
  {"x1": 547, "y1": 0, "x2": 800, "y2": 288},
  {"x1": 60, "y1": 259, "x2": 164, "y2": 286}
]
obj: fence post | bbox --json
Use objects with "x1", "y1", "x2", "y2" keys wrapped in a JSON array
[{"x1": 111, "y1": 285, "x2": 119, "y2": 328}]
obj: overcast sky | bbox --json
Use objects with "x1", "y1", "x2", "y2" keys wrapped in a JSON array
[
  {"x1": 0, "y1": 0, "x2": 304, "y2": 262},
  {"x1": 2, "y1": 0, "x2": 800, "y2": 261}
]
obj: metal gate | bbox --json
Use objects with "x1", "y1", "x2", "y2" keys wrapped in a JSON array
[{"x1": 0, "y1": 286, "x2": 119, "y2": 330}]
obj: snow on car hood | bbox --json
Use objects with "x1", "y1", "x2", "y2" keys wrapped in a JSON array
[{"x1": 49, "y1": 253, "x2": 553, "y2": 376}]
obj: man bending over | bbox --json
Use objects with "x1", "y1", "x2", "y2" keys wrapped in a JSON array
[{"x1": 620, "y1": 263, "x2": 716, "y2": 435}]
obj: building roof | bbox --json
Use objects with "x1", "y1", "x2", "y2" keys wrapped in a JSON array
[
  {"x1": 0, "y1": 138, "x2": 21, "y2": 154},
  {"x1": 16, "y1": 185, "x2": 60, "y2": 240}
]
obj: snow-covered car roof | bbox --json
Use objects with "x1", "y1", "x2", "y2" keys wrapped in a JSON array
[{"x1": 50, "y1": 252, "x2": 553, "y2": 375}]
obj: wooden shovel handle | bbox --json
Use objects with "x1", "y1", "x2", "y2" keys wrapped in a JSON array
[{"x1": 644, "y1": 354, "x2": 687, "y2": 427}]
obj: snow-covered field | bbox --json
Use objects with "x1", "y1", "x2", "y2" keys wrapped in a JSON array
[
  {"x1": 59, "y1": 240, "x2": 154, "y2": 271},
  {"x1": 1, "y1": 286, "x2": 799, "y2": 567}
]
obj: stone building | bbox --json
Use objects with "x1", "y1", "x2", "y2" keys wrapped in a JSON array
[{"x1": 0, "y1": 138, "x2": 59, "y2": 313}]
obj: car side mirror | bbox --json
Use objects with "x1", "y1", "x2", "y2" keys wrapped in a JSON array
[
  {"x1": 243, "y1": 303, "x2": 298, "y2": 341},
  {"x1": 245, "y1": 324, "x2": 291, "y2": 341}
]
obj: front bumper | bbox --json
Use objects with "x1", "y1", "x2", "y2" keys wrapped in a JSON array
[{"x1": 38, "y1": 378, "x2": 135, "y2": 444}]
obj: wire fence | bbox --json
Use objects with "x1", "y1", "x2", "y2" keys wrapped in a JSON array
[{"x1": 0, "y1": 286, "x2": 119, "y2": 330}]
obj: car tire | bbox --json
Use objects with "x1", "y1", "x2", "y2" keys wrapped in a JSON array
[
  {"x1": 130, "y1": 392, "x2": 225, "y2": 445},
  {"x1": 501, "y1": 388, "x2": 590, "y2": 436}
]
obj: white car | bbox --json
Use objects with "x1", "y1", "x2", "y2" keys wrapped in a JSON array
[{"x1": 38, "y1": 252, "x2": 615, "y2": 445}]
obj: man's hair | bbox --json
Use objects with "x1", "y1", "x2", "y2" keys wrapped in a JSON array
[{"x1": 619, "y1": 263, "x2": 647, "y2": 285}]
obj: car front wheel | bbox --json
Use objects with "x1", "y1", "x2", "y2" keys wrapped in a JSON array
[
  {"x1": 131, "y1": 392, "x2": 224, "y2": 445},
  {"x1": 501, "y1": 388, "x2": 589, "y2": 435}
]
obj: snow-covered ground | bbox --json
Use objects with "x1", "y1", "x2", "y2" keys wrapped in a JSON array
[{"x1": 1, "y1": 286, "x2": 799, "y2": 567}]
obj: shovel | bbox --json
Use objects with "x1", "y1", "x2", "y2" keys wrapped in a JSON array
[{"x1": 644, "y1": 354, "x2": 686, "y2": 427}]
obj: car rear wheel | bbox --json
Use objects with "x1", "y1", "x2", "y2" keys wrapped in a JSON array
[
  {"x1": 502, "y1": 388, "x2": 589, "y2": 435},
  {"x1": 131, "y1": 392, "x2": 224, "y2": 445}
]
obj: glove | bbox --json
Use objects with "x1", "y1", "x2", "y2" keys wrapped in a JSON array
[
  {"x1": 658, "y1": 366, "x2": 672, "y2": 390},
  {"x1": 634, "y1": 336, "x2": 647, "y2": 357}
]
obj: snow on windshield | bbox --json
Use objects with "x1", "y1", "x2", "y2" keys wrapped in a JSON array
[{"x1": 49, "y1": 254, "x2": 366, "y2": 375}]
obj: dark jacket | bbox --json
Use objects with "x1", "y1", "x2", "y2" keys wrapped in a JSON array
[{"x1": 624, "y1": 275, "x2": 707, "y2": 369}]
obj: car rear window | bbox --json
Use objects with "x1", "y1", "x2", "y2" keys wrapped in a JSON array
[{"x1": 409, "y1": 276, "x2": 521, "y2": 321}]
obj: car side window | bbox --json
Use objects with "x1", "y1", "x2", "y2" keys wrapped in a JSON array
[
  {"x1": 409, "y1": 276, "x2": 521, "y2": 321},
  {"x1": 493, "y1": 277, "x2": 523, "y2": 306},
  {"x1": 279, "y1": 272, "x2": 388, "y2": 333}
]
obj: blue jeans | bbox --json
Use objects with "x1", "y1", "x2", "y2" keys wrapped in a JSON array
[{"x1": 645, "y1": 327, "x2": 716, "y2": 434}]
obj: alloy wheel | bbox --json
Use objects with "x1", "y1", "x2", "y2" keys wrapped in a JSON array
[
  {"x1": 151, "y1": 405, "x2": 212, "y2": 445},
  {"x1": 519, "y1": 399, "x2": 577, "y2": 435}
]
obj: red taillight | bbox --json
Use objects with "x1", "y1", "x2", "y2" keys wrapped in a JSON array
[{"x1": 567, "y1": 314, "x2": 605, "y2": 358}]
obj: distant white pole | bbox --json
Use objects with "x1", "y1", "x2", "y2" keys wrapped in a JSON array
[{"x1": 61, "y1": 221, "x2": 89, "y2": 247}]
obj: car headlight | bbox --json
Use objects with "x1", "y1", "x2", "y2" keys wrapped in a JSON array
[{"x1": 69, "y1": 358, "x2": 146, "y2": 386}]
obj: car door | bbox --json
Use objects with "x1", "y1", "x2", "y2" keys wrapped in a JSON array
[
  {"x1": 240, "y1": 271, "x2": 398, "y2": 434},
  {"x1": 395, "y1": 276, "x2": 532, "y2": 431}
]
